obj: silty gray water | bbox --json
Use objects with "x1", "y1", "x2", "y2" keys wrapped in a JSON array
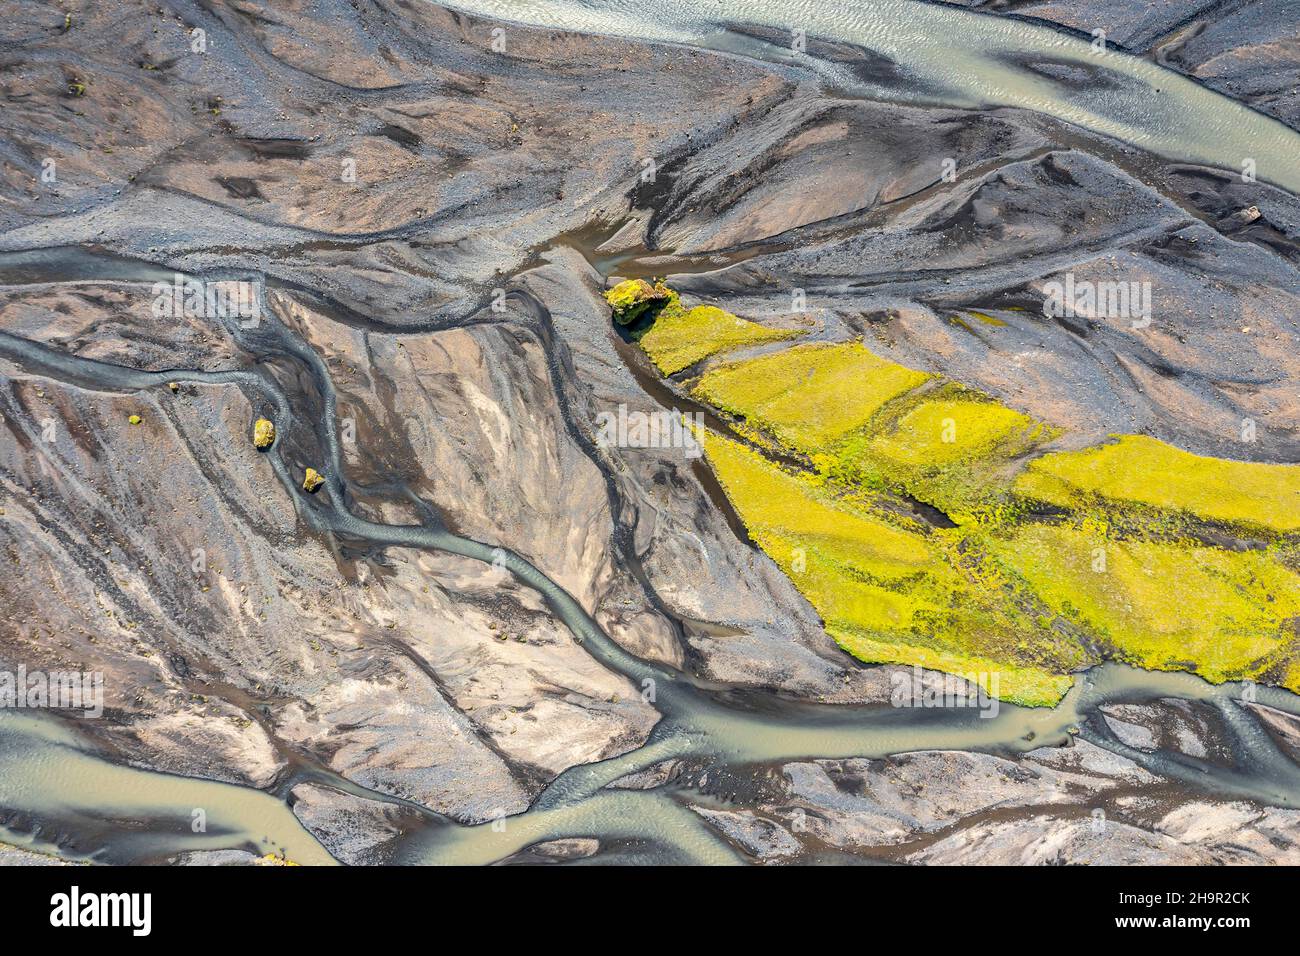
[{"x1": 432, "y1": 0, "x2": 1300, "y2": 193}]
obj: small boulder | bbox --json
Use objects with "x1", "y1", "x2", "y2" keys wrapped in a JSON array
[{"x1": 302, "y1": 468, "x2": 325, "y2": 493}]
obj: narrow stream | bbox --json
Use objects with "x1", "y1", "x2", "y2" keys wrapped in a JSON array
[
  {"x1": 432, "y1": 0, "x2": 1300, "y2": 193},
  {"x1": 0, "y1": 711, "x2": 338, "y2": 865}
]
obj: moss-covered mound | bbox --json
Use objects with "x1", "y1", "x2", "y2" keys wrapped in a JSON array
[
  {"x1": 701, "y1": 430, "x2": 1081, "y2": 706},
  {"x1": 1015, "y1": 435, "x2": 1300, "y2": 535},
  {"x1": 621, "y1": 284, "x2": 1300, "y2": 706},
  {"x1": 604, "y1": 279, "x2": 799, "y2": 374},
  {"x1": 604, "y1": 278, "x2": 672, "y2": 326}
]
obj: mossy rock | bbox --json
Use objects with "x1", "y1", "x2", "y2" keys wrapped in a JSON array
[
  {"x1": 252, "y1": 418, "x2": 276, "y2": 450},
  {"x1": 604, "y1": 279, "x2": 672, "y2": 326}
]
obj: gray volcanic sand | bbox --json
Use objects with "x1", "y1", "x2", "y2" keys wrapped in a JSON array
[{"x1": 0, "y1": 0, "x2": 1297, "y2": 864}]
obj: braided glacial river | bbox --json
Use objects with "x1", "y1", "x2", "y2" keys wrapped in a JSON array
[
  {"x1": 2, "y1": 251, "x2": 1300, "y2": 863},
  {"x1": 1, "y1": 0, "x2": 1299, "y2": 864},
  {"x1": 438, "y1": 0, "x2": 1300, "y2": 194}
]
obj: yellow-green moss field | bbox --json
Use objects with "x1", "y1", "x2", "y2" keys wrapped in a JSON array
[
  {"x1": 617, "y1": 285, "x2": 1300, "y2": 704},
  {"x1": 693, "y1": 342, "x2": 931, "y2": 452},
  {"x1": 701, "y1": 430, "x2": 1082, "y2": 706},
  {"x1": 1015, "y1": 434, "x2": 1300, "y2": 535},
  {"x1": 603, "y1": 280, "x2": 799, "y2": 375},
  {"x1": 992, "y1": 523, "x2": 1300, "y2": 686},
  {"x1": 639, "y1": 303, "x2": 798, "y2": 375},
  {"x1": 833, "y1": 388, "x2": 1058, "y2": 524}
]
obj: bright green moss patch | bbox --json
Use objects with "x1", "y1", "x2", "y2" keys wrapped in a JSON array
[
  {"x1": 833, "y1": 391, "x2": 1055, "y2": 524},
  {"x1": 701, "y1": 429, "x2": 1086, "y2": 706},
  {"x1": 864, "y1": 397, "x2": 1036, "y2": 468},
  {"x1": 693, "y1": 342, "x2": 930, "y2": 453},
  {"x1": 638, "y1": 303, "x2": 798, "y2": 375},
  {"x1": 829, "y1": 629, "x2": 1074, "y2": 706},
  {"x1": 702, "y1": 430, "x2": 932, "y2": 580},
  {"x1": 604, "y1": 279, "x2": 799, "y2": 374},
  {"x1": 685, "y1": 325, "x2": 1052, "y2": 524},
  {"x1": 1015, "y1": 434, "x2": 1300, "y2": 535},
  {"x1": 995, "y1": 524, "x2": 1300, "y2": 688}
]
